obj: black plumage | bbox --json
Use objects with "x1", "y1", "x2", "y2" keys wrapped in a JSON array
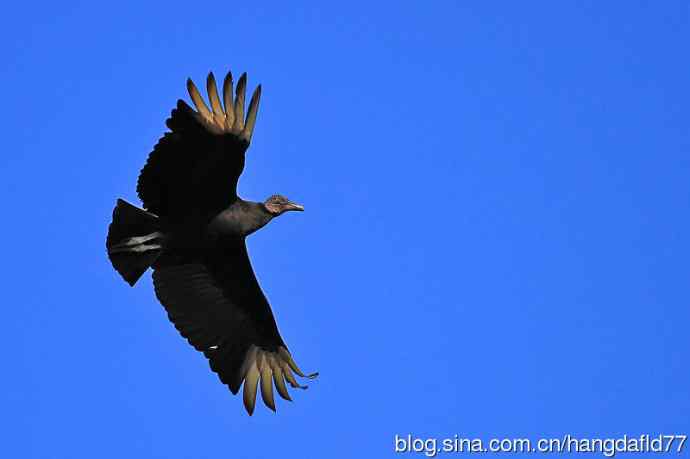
[{"x1": 106, "y1": 70, "x2": 316, "y2": 415}]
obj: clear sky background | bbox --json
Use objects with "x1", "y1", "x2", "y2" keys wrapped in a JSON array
[{"x1": 1, "y1": 1, "x2": 688, "y2": 458}]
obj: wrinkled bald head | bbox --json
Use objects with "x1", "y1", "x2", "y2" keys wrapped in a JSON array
[{"x1": 263, "y1": 195, "x2": 304, "y2": 216}]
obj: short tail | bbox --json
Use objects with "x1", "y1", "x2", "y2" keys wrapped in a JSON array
[{"x1": 106, "y1": 199, "x2": 165, "y2": 286}]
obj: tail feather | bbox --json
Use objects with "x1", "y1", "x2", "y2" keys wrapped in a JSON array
[{"x1": 107, "y1": 199, "x2": 165, "y2": 286}]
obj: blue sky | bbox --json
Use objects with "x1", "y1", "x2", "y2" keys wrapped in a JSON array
[{"x1": 1, "y1": 1, "x2": 688, "y2": 457}]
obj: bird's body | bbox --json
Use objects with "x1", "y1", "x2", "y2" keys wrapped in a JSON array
[
  {"x1": 106, "y1": 70, "x2": 316, "y2": 415},
  {"x1": 207, "y1": 199, "x2": 274, "y2": 239},
  {"x1": 159, "y1": 199, "x2": 272, "y2": 254}
]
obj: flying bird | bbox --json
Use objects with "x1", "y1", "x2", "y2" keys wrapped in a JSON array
[{"x1": 106, "y1": 70, "x2": 317, "y2": 415}]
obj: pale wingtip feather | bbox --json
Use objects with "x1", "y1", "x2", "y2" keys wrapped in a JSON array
[
  {"x1": 186, "y1": 77, "x2": 212, "y2": 122},
  {"x1": 242, "y1": 84, "x2": 262, "y2": 142},
  {"x1": 269, "y1": 355, "x2": 292, "y2": 401},
  {"x1": 258, "y1": 353, "x2": 276, "y2": 412},
  {"x1": 206, "y1": 72, "x2": 224, "y2": 118},
  {"x1": 232, "y1": 73, "x2": 247, "y2": 131},
  {"x1": 243, "y1": 359, "x2": 260, "y2": 415},
  {"x1": 222, "y1": 71, "x2": 235, "y2": 126}
]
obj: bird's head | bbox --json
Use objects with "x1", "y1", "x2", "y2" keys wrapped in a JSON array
[{"x1": 263, "y1": 194, "x2": 305, "y2": 216}]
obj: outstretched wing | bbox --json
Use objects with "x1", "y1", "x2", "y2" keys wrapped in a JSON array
[
  {"x1": 137, "y1": 71, "x2": 261, "y2": 221},
  {"x1": 152, "y1": 240, "x2": 317, "y2": 415}
]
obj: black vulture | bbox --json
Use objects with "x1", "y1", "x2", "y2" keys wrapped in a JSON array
[{"x1": 106, "y1": 70, "x2": 317, "y2": 415}]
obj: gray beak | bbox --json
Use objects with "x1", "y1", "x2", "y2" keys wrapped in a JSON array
[{"x1": 285, "y1": 201, "x2": 305, "y2": 212}]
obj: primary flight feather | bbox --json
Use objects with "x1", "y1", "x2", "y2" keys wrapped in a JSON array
[{"x1": 106, "y1": 70, "x2": 317, "y2": 415}]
